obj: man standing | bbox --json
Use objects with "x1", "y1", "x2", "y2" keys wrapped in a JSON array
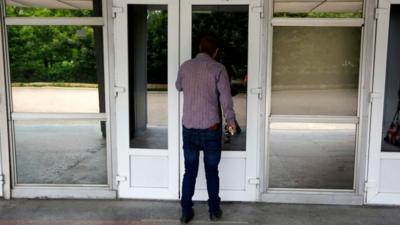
[{"x1": 176, "y1": 35, "x2": 236, "y2": 223}]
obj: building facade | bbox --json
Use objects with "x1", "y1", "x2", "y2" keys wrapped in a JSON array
[{"x1": 0, "y1": 0, "x2": 399, "y2": 205}]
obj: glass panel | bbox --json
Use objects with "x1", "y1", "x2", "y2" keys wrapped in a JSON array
[
  {"x1": 192, "y1": 5, "x2": 248, "y2": 151},
  {"x1": 271, "y1": 27, "x2": 361, "y2": 116},
  {"x1": 381, "y1": 5, "x2": 400, "y2": 152},
  {"x1": 8, "y1": 26, "x2": 105, "y2": 113},
  {"x1": 15, "y1": 120, "x2": 107, "y2": 184},
  {"x1": 268, "y1": 122, "x2": 356, "y2": 189},
  {"x1": 128, "y1": 5, "x2": 168, "y2": 149},
  {"x1": 6, "y1": 0, "x2": 102, "y2": 17},
  {"x1": 273, "y1": 0, "x2": 363, "y2": 18}
]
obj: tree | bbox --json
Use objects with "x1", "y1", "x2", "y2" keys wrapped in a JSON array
[{"x1": 6, "y1": 6, "x2": 97, "y2": 84}]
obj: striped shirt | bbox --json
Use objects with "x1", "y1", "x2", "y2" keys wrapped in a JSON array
[{"x1": 176, "y1": 53, "x2": 236, "y2": 129}]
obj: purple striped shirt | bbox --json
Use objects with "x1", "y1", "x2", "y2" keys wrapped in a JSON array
[{"x1": 176, "y1": 53, "x2": 236, "y2": 129}]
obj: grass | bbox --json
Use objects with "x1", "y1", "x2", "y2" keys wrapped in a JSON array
[{"x1": 12, "y1": 82, "x2": 98, "y2": 88}]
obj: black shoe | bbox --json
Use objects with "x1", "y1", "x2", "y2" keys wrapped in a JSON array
[
  {"x1": 180, "y1": 210, "x2": 194, "y2": 224},
  {"x1": 209, "y1": 208, "x2": 223, "y2": 221}
]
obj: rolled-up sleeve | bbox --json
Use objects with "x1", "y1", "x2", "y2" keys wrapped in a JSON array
[
  {"x1": 217, "y1": 66, "x2": 236, "y2": 124},
  {"x1": 176, "y1": 68, "x2": 183, "y2": 91}
]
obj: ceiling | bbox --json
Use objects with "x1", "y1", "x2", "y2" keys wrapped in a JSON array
[
  {"x1": 6, "y1": 0, "x2": 93, "y2": 10},
  {"x1": 6, "y1": 0, "x2": 364, "y2": 13},
  {"x1": 274, "y1": 0, "x2": 363, "y2": 13}
]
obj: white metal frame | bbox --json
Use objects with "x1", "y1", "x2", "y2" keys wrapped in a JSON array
[
  {"x1": 261, "y1": 0, "x2": 376, "y2": 205},
  {"x1": 114, "y1": 0, "x2": 180, "y2": 199},
  {"x1": 180, "y1": 0, "x2": 263, "y2": 201},
  {"x1": 367, "y1": 0, "x2": 400, "y2": 205},
  {"x1": 5, "y1": 17, "x2": 104, "y2": 26},
  {"x1": 0, "y1": 1, "x2": 11, "y2": 199},
  {"x1": 1, "y1": 0, "x2": 116, "y2": 199}
]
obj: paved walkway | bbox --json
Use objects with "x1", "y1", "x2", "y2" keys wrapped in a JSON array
[{"x1": 0, "y1": 199, "x2": 399, "y2": 225}]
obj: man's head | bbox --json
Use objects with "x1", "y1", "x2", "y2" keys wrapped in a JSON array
[{"x1": 199, "y1": 35, "x2": 219, "y2": 59}]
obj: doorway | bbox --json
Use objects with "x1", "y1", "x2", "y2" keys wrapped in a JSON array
[
  {"x1": 367, "y1": 0, "x2": 400, "y2": 205},
  {"x1": 114, "y1": 0, "x2": 263, "y2": 201}
]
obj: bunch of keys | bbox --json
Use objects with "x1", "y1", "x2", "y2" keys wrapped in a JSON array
[{"x1": 223, "y1": 124, "x2": 236, "y2": 144}]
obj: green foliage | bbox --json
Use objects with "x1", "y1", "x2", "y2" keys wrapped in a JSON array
[
  {"x1": 6, "y1": 5, "x2": 92, "y2": 17},
  {"x1": 144, "y1": 9, "x2": 249, "y2": 84},
  {"x1": 8, "y1": 25, "x2": 97, "y2": 83},
  {"x1": 273, "y1": 12, "x2": 363, "y2": 18},
  {"x1": 6, "y1": 6, "x2": 249, "y2": 85},
  {"x1": 7, "y1": 6, "x2": 98, "y2": 84},
  {"x1": 192, "y1": 11, "x2": 248, "y2": 79},
  {"x1": 147, "y1": 10, "x2": 168, "y2": 84}
]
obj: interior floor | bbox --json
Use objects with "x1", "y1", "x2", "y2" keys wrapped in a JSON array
[{"x1": 269, "y1": 127, "x2": 355, "y2": 189}]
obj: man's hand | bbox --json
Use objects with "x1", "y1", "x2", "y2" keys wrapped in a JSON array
[{"x1": 226, "y1": 121, "x2": 237, "y2": 136}]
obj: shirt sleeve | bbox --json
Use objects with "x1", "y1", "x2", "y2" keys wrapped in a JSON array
[
  {"x1": 217, "y1": 65, "x2": 236, "y2": 124},
  {"x1": 175, "y1": 67, "x2": 183, "y2": 92}
]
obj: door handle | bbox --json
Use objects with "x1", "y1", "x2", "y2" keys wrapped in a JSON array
[
  {"x1": 114, "y1": 86, "x2": 126, "y2": 97},
  {"x1": 250, "y1": 88, "x2": 263, "y2": 100}
]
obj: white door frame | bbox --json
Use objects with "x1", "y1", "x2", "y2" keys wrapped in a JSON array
[
  {"x1": 367, "y1": 0, "x2": 400, "y2": 205},
  {"x1": 0, "y1": 1, "x2": 9, "y2": 199},
  {"x1": 114, "y1": 0, "x2": 180, "y2": 199},
  {"x1": 0, "y1": 0, "x2": 116, "y2": 199},
  {"x1": 261, "y1": 0, "x2": 376, "y2": 205},
  {"x1": 179, "y1": 0, "x2": 263, "y2": 201}
]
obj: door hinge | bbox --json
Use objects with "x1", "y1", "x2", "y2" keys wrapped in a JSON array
[
  {"x1": 375, "y1": 8, "x2": 388, "y2": 20},
  {"x1": 0, "y1": 174, "x2": 4, "y2": 185},
  {"x1": 248, "y1": 178, "x2": 260, "y2": 185},
  {"x1": 114, "y1": 86, "x2": 126, "y2": 97},
  {"x1": 112, "y1": 7, "x2": 124, "y2": 19},
  {"x1": 252, "y1": 6, "x2": 264, "y2": 18},
  {"x1": 250, "y1": 88, "x2": 263, "y2": 100},
  {"x1": 369, "y1": 92, "x2": 382, "y2": 103},
  {"x1": 116, "y1": 175, "x2": 127, "y2": 184}
]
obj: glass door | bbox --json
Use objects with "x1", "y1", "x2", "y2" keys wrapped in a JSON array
[
  {"x1": 264, "y1": 0, "x2": 365, "y2": 204},
  {"x1": 367, "y1": 0, "x2": 400, "y2": 205},
  {"x1": 180, "y1": 0, "x2": 262, "y2": 201},
  {"x1": 114, "y1": 0, "x2": 180, "y2": 199}
]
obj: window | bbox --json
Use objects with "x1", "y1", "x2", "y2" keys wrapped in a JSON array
[
  {"x1": 273, "y1": 0, "x2": 363, "y2": 18},
  {"x1": 381, "y1": 5, "x2": 400, "y2": 152},
  {"x1": 268, "y1": 1, "x2": 364, "y2": 190},
  {"x1": 8, "y1": 26, "x2": 105, "y2": 113},
  {"x1": 271, "y1": 26, "x2": 361, "y2": 116},
  {"x1": 4, "y1": 0, "x2": 109, "y2": 186},
  {"x1": 6, "y1": 0, "x2": 102, "y2": 17}
]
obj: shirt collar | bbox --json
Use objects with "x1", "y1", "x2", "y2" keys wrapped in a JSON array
[{"x1": 196, "y1": 52, "x2": 213, "y2": 60}]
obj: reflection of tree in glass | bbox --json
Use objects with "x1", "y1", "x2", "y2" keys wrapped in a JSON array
[
  {"x1": 192, "y1": 11, "x2": 248, "y2": 81},
  {"x1": 6, "y1": 5, "x2": 92, "y2": 17},
  {"x1": 273, "y1": 12, "x2": 362, "y2": 18},
  {"x1": 7, "y1": 7, "x2": 98, "y2": 85},
  {"x1": 147, "y1": 10, "x2": 168, "y2": 85},
  {"x1": 8, "y1": 25, "x2": 96, "y2": 84}
]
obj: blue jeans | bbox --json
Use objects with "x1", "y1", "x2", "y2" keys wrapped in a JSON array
[{"x1": 181, "y1": 125, "x2": 222, "y2": 215}]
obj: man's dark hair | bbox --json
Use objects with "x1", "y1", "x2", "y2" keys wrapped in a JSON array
[{"x1": 199, "y1": 35, "x2": 218, "y2": 56}]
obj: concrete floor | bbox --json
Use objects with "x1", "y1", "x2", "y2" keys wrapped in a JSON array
[
  {"x1": 14, "y1": 121, "x2": 107, "y2": 184},
  {"x1": 0, "y1": 199, "x2": 399, "y2": 225}
]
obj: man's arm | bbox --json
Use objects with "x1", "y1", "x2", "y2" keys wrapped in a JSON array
[
  {"x1": 217, "y1": 66, "x2": 236, "y2": 126},
  {"x1": 175, "y1": 68, "x2": 183, "y2": 92}
]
